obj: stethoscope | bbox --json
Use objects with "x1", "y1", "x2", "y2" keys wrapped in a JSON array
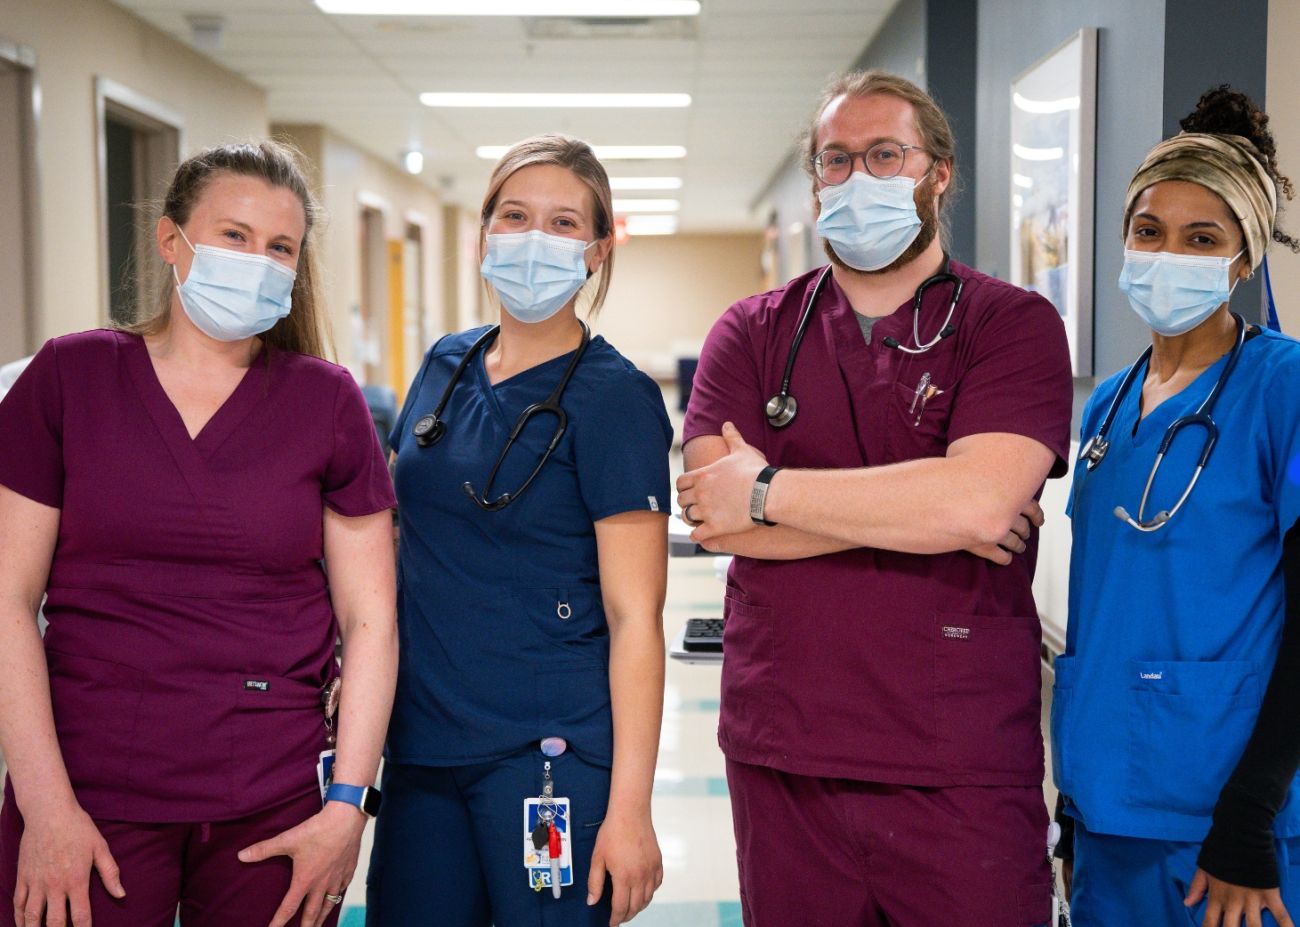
[
  {"x1": 410, "y1": 321, "x2": 591, "y2": 511},
  {"x1": 1078, "y1": 311, "x2": 1246, "y2": 532},
  {"x1": 764, "y1": 257, "x2": 965, "y2": 428}
]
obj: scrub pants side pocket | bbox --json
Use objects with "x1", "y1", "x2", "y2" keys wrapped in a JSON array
[
  {"x1": 1127, "y1": 660, "x2": 1260, "y2": 816},
  {"x1": 1049, "y1": 655, "x2": 1077, "y2": 797}
]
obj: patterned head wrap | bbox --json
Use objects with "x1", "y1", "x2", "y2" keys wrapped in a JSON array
[{"x1": 1123, "y1": 132, "x2": 1277, "y2": 270}]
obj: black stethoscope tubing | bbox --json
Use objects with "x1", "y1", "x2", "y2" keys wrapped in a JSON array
[
  {"x1": 410, "y1": 321, "x2": 591, "y2": 511},
  {"x1": 764, "y1": 256, "x2": 964, "y2": 429},
  {"x1": 1078, "y1": 311, "x2": 1246, "y2": 531}
]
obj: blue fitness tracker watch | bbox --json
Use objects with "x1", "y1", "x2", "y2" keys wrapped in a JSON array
[{"x1": 325, "y1": 782, "x2": 382, "y2": 818}]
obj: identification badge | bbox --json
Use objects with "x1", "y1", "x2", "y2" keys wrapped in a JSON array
[
  {"x1": 523, "y1": 797, "x2": 572, "y2": 890},
  {"x1": 316, "y1": 749, "x2": 336, "y2": 804}
]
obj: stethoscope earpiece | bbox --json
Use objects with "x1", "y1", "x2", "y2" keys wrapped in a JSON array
[{"x1": 764, "y1": 393, "x2": 798, "y2": 429}]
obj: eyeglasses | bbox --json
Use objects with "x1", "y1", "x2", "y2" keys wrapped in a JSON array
[{"x1": 811, "y1": 142, "x2": 929, "y2": 185}]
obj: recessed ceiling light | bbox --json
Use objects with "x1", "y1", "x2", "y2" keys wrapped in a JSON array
[
  {"x1": 421, "y1": 93, "x2": 689, "y2": 108},
  {"x1": 317, "y1": 1, "x2": 700, "y2": 15},
  {"x1": 608, "y1": 177, "x2": 683, "y2": 191},
  {"x1": 404, "y1": 151, "x2": 425, "y2": 174},
  {"x1": 624, "y1": 215, "x2": 679, "y2": 236},
  {"x1": 613, "y1": 199, "x2": 680, "y2": 213},
  {"x1": 476, "y1": 145, "x2": 686, "y2": 160}
]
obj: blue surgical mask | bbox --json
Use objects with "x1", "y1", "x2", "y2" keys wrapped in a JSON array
[
  {"x1": 1118, "y1": 248, "x2": 1243, "y2": 336},
  {"x1": 480, "y1": 230, "x2": 593, "y2": 324},
  {"x1": 815, "y1": 171, "x2": 924, "y2": 272},
  {"x1": 172, "y1": 226, "x2": 295, "y2": 342}
]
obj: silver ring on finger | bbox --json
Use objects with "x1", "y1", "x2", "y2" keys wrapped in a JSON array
[
  {"x1": 324, "y1": 893, "x2": 344, "y2": 905},
  {"x1": 682, "y1": 504, "x2": 703, "y2": 527}
]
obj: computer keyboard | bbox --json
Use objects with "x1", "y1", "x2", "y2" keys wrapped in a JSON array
[{"x1": 682, "y1": 617, "x2": 724, "y2": 652}]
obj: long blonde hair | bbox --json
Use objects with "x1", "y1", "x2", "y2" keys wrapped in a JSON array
[
  {"x1": 125, "y1": 139, "x2": 333, "y2": 360},
  {"x1": 479, "y1": 134, "x2": 615, "y2": 316}
]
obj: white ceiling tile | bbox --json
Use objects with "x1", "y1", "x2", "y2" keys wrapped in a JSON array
[{"x1": 108, "y1": 0, "x2": 902, "y2": 229}]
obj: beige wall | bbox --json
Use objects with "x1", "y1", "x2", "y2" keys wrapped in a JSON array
[
  {"x1": 1268, "y1": 1, "x2": 1300, "y2": 332},
  {"x1": 597, "y1": 233, "x2": 764, "y2": 378},
  {"x1": 275, "y1": 124, "x2": 444, "y2": 399},
  {"x1": 0, "y1": 0, "x2": 268, "y2": 342}
]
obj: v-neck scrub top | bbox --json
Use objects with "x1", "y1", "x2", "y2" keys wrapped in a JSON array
[
  {"x1": 1055, "y1": 328, "x2": 1300, "y2": 842},
  {"x1": 386, "y1": 327, "x2": 672, "y2": 768},
  {"x1": 682, "y1": 262, "x2": 1075, "y2": 787},
  {"x1": 0, "y1": 330, "x2": 396, "y2": 822}
]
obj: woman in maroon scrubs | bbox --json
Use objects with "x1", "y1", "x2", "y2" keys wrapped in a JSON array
[{"x1": 0, "y1": 141, "x2": 397, "y2": 927}]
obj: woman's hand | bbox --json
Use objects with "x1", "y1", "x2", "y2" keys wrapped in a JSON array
[
  {"x1": 587, "y1": 807, "x2": 663, "y2": 926},
  {"x1": 965, "y1": 499, "x2": 1044, "y2": 565},
  {"x1": 239, "y1": 802, "x2": 366, "y2": 927},
  {"x1": 14, "y1": 798, "x2": 125, "y2": 927},
  {"x1": 1187, "y1": 867, "x2": 1295, "y2": 927}
]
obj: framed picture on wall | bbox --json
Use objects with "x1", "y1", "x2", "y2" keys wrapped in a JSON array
[{"x1": 1009, "y1": 28, "x2": 1097, "y2": 376}]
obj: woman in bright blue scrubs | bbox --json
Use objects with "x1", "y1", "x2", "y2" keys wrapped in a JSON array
[
  {"x1": 1054, "y1": 87, "x2": 1300, "y2": 927},
  {"x1": 366, "y1": 135, "x2": 670, "y2": 927}
]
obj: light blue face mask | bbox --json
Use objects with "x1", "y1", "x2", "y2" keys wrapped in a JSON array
[
  {"x1": 172, "y1": 226, "x2": 295, "y2": 342},
  {"x1": 1118, "y1": 248, "x2": 1243, "y2": 336},
  {"x1": 480, "y1": 230, "x2": 593, "y2": 324},
  {"x1": 815, "y1": 171, "x2": 924, "y2": 272}
]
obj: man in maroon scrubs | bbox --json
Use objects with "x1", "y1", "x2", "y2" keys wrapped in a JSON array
[{"x1": 677, "y1": 71, "x2": 1073, "y2": 926}]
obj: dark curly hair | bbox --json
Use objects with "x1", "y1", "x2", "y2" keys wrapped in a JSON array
[{"x1": 1180, "y1": 84, "x2": 1299, "y2": 252}]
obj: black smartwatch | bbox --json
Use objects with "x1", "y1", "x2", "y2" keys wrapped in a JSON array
[{"x1": 749, "y1": 466, "x2": 781, "y2": 526}]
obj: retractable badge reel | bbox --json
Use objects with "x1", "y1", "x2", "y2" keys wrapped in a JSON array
[
  {"x1": 524, "y1": 737, "x2": 573, "y2": 897},
  {"x1": 316, "y1": 678, "x2": 341, "y2": 803}
]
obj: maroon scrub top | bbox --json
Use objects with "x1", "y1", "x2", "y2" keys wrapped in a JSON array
[
  {"x1": 0, "y1": 330, "x2": 395, "y2": 822},
  {"x1": 683, "y1": 261, "x2": 1073, "y2": 788}
]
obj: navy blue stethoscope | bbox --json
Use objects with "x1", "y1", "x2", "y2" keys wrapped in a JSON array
[
  {"x1": 764, "y1": 256, "x2": 964, "y2": 428},
  {"x1": 410, "y1": 321, "x2": 591, "y2": 511},
  {"x1": 1079, "y1": 311, "x2": 1246, "y2": 532}
]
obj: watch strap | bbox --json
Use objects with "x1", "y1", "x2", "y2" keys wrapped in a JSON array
[
  {"x1": 749, "y1": 465, "x2": 781, "y2": 526},
  {"x1": 325, "y1": 782, "x2": 382, "y2": 817}
]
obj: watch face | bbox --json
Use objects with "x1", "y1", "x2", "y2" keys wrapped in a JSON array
[{"x1": 361, "y1": 787, "x2": 382, "y2": 816}]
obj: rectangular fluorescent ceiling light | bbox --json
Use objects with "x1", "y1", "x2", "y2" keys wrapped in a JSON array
[
  {"x1": 317, "y1": 1, "x2": 700, "y2": 15},
  {"x1": 609, "y1": 177, "x2": 683, "y2": 191},
  {"x1": 613, "y1": 199, "x2": 679, "y2": 213},
  {"x1": 625, "y1": 215, "x2": 678, "y2": 236},
  {"x1": 422, "y1": 93, "x2": 689, "y2": 108},
  {"x1": 477, "y1": 145, "x2": 685, "y2": 160}
]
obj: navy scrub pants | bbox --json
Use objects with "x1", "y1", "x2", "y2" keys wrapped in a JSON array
[{"x1": 366, "y1": 748, "x2": 613, "y2": 926}]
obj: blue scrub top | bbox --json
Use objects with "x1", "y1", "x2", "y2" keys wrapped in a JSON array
[
  {"x1": 387, "y1": 327, "x2": 672, "y2": 768},
  {"x1": 1056, "y1": 327, "x2": 1300, "y2": 842}
]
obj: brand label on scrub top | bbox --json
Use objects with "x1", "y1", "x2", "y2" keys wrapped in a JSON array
[
  {"x1": 941, "y1": 626, "x2": 971, "y2": 640},
  {"x1": 243, "y1": 679, "x2": 270, "y2": 691},
  {"x1": 1140, "y1": 671, "x2": 1163, "y2": 680},
  {"x1": 647, "y1": 495, "x2": 660, "y2": 512}
]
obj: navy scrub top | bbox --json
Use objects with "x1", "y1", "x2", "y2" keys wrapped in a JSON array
[
  {"x1": 387, "y1": 327, "x2": 672, "y2": 768},
  {"x1": 1056, "y1": 328, "x2": 1300, "y2": 841}
]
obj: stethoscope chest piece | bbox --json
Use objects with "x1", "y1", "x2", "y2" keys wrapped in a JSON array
[
  {"x1": 412, "y1": 414, "x2": 446, "y2": 448},
  {"x1": 764, "y1": 393, "x2": 798, "y2": 429},
  {"x1": 1079, "y1": 435, "x2": 1109, "y2": 470}
]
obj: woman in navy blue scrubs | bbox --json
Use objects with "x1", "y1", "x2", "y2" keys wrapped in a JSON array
[
  {"x1": 1055, "y1": 88, "x2": 1300, "y2": 927},
  {"x1": 367, "y1": 135, "x2": 671, "y2": 927}
]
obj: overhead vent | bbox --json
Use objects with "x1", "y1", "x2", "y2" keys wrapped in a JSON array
[{"x1": 523, "y1": 16, "x2": 698, "y2": 40}]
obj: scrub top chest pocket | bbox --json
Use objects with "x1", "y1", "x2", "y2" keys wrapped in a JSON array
[{"x1": 889, "y1": 348, "x2": 961, "y2": 460}]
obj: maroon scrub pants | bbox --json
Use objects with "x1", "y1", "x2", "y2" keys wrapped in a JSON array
[
  {"x1": 726, "y1": 759, "x2": 1052, "y2": 927},
  {"x1": 0, "y1": 784, "x2": 340, "y2": 927}
]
